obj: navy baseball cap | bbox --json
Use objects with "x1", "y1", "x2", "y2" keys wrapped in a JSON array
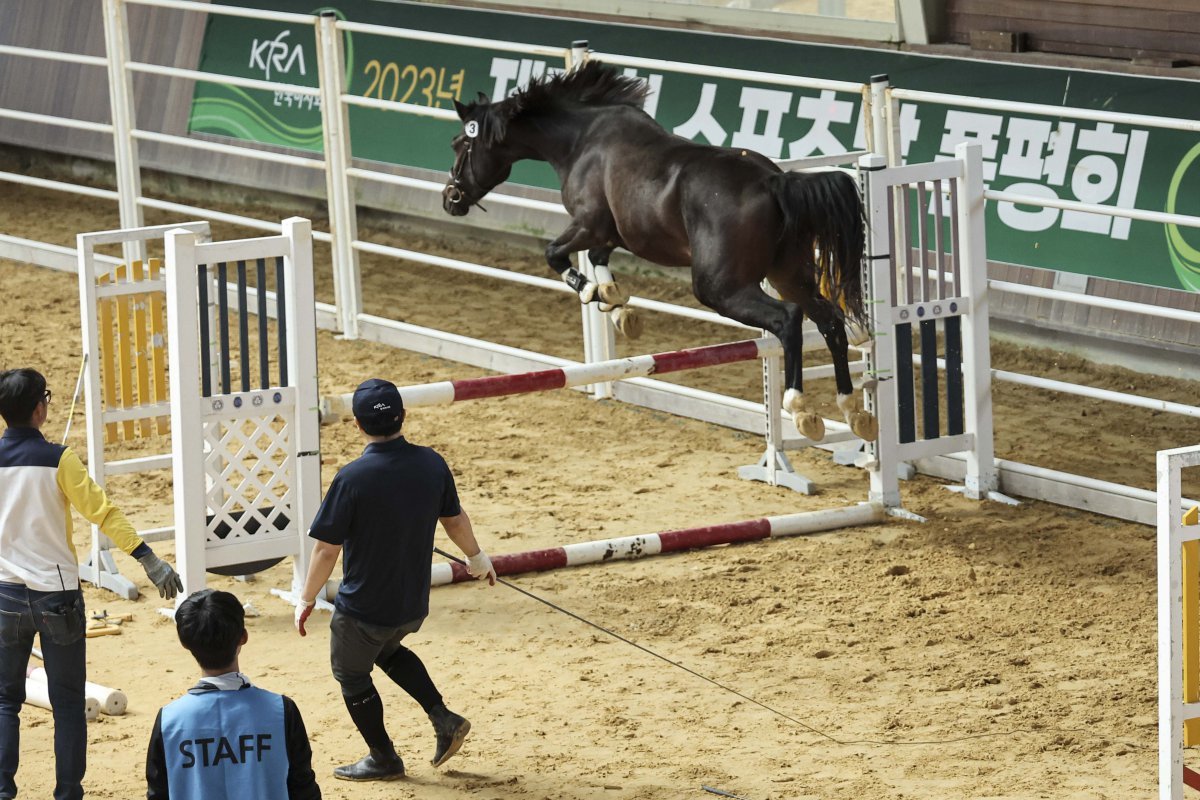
[{"x1": 352, "y1": 378, "x2": 404, "y2": 422}]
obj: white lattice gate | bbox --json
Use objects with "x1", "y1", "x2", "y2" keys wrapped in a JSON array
[{"x1": 164, "y1": 217, "x2": 320, "y2": 599}]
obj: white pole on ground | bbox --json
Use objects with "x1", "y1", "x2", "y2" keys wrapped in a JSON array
[{"x1": 428, "y1": 503, "x2": 887, "y2": 586}]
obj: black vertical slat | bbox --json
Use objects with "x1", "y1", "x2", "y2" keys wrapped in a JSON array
[
  {"x1": 237, "y1": 260, "x2": 250, "y2": 393},
  {"x1": 896, "y1": 322, "x2": 915, "y2": 444},
  {"x1": 257, "y1": 258, "x2": 269, "y2": 389},
  {"x1": 198, "y1": 265, "x2": 211, "y2": 398},
  {"x1": 920, "y1": 318, "x2": 940, "y2": 440},
  {"x1": 944, "y1": 315, "x2": 964, "y2": 436},
  {"x1": 217, "y1": 262, "x2": 231, "y2": 395},
  {"x1": 275, "y1": 256, "x2": 289, "y2": 387}
]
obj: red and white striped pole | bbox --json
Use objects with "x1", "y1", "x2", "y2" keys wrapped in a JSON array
[
  {"x1": 320, "y1": 337, "x2": 781, "y2": 423},
  {"x1": 431, "y1": 503, "x2": 885, "y2": 586}
]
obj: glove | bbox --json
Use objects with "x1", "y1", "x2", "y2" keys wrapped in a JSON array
[
  {"x1": 466, "y1": 549, "x2": 497, "y2": 586},
  {"x1": 137, "y1": 552, "x2": 183, "y2": 600},
  {"x1": 295, "y1": 598, "x2": 315, "y2": 636}
]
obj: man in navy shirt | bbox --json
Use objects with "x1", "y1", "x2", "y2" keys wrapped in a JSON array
[
  {"x1": 147, "y1": 589, "x2": 321, "y2": 799},
  {"x1": 295, "y1": 378, "x2": 496, "y2": 782}
]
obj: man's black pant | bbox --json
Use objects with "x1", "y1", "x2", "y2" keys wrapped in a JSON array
[{"x1": 329, "y1": 609, "x2": 444, "y2": 752}]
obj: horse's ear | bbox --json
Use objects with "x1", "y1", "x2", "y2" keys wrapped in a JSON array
[
  {"x1": 476, "y1": 91, "x2": 491, "y2": 104},
  {"x1": 453, "y1": 99, "x2": 469, "y2": 120}
]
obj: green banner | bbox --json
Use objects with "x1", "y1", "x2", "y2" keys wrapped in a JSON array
[{"x1": 190, "y1": 0, "x2": 1200, "y2": 292}]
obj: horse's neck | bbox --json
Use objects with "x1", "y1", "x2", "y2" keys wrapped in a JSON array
[{"x1": 510, "y1": 108, "x2": 596, "y2": 174}]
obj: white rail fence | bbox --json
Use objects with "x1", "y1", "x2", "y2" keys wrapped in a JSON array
[{"x1": 2, "y1": 0, "x2": 1199, "y2": 523}]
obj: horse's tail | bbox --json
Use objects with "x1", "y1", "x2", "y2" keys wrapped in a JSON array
[{"x1": 768, "y1": 169, "x2": 866, "y2": 325}]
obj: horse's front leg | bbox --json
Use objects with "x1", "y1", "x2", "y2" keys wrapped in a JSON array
[
  {"x1": 804, "y1": 299, "x2": 878, "y2": 443},
  {"x1": 546, "y1": 223, "x2": 599, "y2": 302},
  {"x1": 587, "y1": 245, "x2": 629, "y2": 307},
  {"x1": 546, "y1": 225, "x2": 642, "y2": 338}
]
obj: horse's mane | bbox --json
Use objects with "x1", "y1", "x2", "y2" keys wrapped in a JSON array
[
  {"x1": 479, "y1": 61, "x2": 649, "y2": 144},
  {"x1": 511, "y1": 60, "x2": 648, "y2": 114}
]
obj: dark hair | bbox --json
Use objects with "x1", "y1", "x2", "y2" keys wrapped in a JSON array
[
  {"x1": 175, "y1": 589, "x2": 246, "y2": 670},
  {"x1": 0, "y1": 368, "x2": 47, "y2": 427},
  {"x1": 358, "y1": 412, "x2": 403, "y2": 437}
]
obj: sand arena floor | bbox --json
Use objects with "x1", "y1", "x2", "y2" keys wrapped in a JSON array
[{"x1": 1, "y1": 180, "x2": 1198, "y2": 799}]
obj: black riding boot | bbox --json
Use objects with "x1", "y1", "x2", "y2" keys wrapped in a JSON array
[
  {"x1": 428, "y1": 704, "x2": 471, "y2": 768},
  {"x1": 336, "y1": 689, "x2": 405, "y2": 781}
]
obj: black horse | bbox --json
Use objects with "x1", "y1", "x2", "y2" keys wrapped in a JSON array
[{"x1": 442, "y1": 61, "x2": 875, "y2": 443}]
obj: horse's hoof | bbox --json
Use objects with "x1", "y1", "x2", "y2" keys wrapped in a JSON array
[
  {"x1": 795, "y1": 412, "x2": 825, "y2": 442},
  {"x1": 850, "y1": 411, "x2": 879, "y2": 443},
  {"x1": 612, "y1": 306, "x2": 643, "y2": 339},
  {"x1": 598, "y1": 282, "x2": 630, "y2": 306}
]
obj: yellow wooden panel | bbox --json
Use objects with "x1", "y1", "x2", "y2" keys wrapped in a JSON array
[
  {"x1": 114, "y1": 263, "x2": 134, "y2": 440},
  {"x1": 149, "y1": 258, "x2": 169, "y2": 436},
  {"x1": 1187, "y1": 506, "x2": 1199, "y2": 527}
]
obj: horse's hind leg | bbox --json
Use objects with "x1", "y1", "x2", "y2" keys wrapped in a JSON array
[
  {"x1": 800, "y1": 296, "x2": 878, "y2": 443},
  {"x1": 546, "y1": 224, "x2": 642, "y2": 338}
]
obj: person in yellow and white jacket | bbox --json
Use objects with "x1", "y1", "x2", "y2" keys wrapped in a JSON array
[{"x1": 0, "y1": 368, "x2": 182, "y2": 800}]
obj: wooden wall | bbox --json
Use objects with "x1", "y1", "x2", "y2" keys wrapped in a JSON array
[{"x1": 946, "y1": 0, "x2": 1200, "y2": 65}]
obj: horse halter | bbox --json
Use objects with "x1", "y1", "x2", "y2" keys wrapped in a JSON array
[{"x1": 446, "y1": 124, "x2": 487, "y2": 213}]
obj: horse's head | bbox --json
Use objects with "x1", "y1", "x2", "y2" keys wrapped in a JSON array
[{"x1": 442, "y1": 97, "x2": 515, "y2": 216}]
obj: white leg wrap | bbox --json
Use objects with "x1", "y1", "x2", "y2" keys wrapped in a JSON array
[
  {"x1": 783, "y1": 388, "x2": 804, "y2": 415},
  {"x1": 563, "y1": 271, "x2": 599, "y2": 304},
  {"x1": 836, "y1": 393, "x2": 861, "y2": 416},
  {"x1": 594, "y1": 264, "x2": 615, "y2": 286}
]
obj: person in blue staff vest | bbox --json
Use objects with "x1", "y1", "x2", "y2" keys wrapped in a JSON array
[
  {"x1": 146, "y1": 589, "x2": 321, "y2": 799},
  {"x1": 294, "y1": 377, "x2": 497, "y2": 782},
  {"x1": 0, "y1": 367, "x2": 183, "y2": 800}
]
